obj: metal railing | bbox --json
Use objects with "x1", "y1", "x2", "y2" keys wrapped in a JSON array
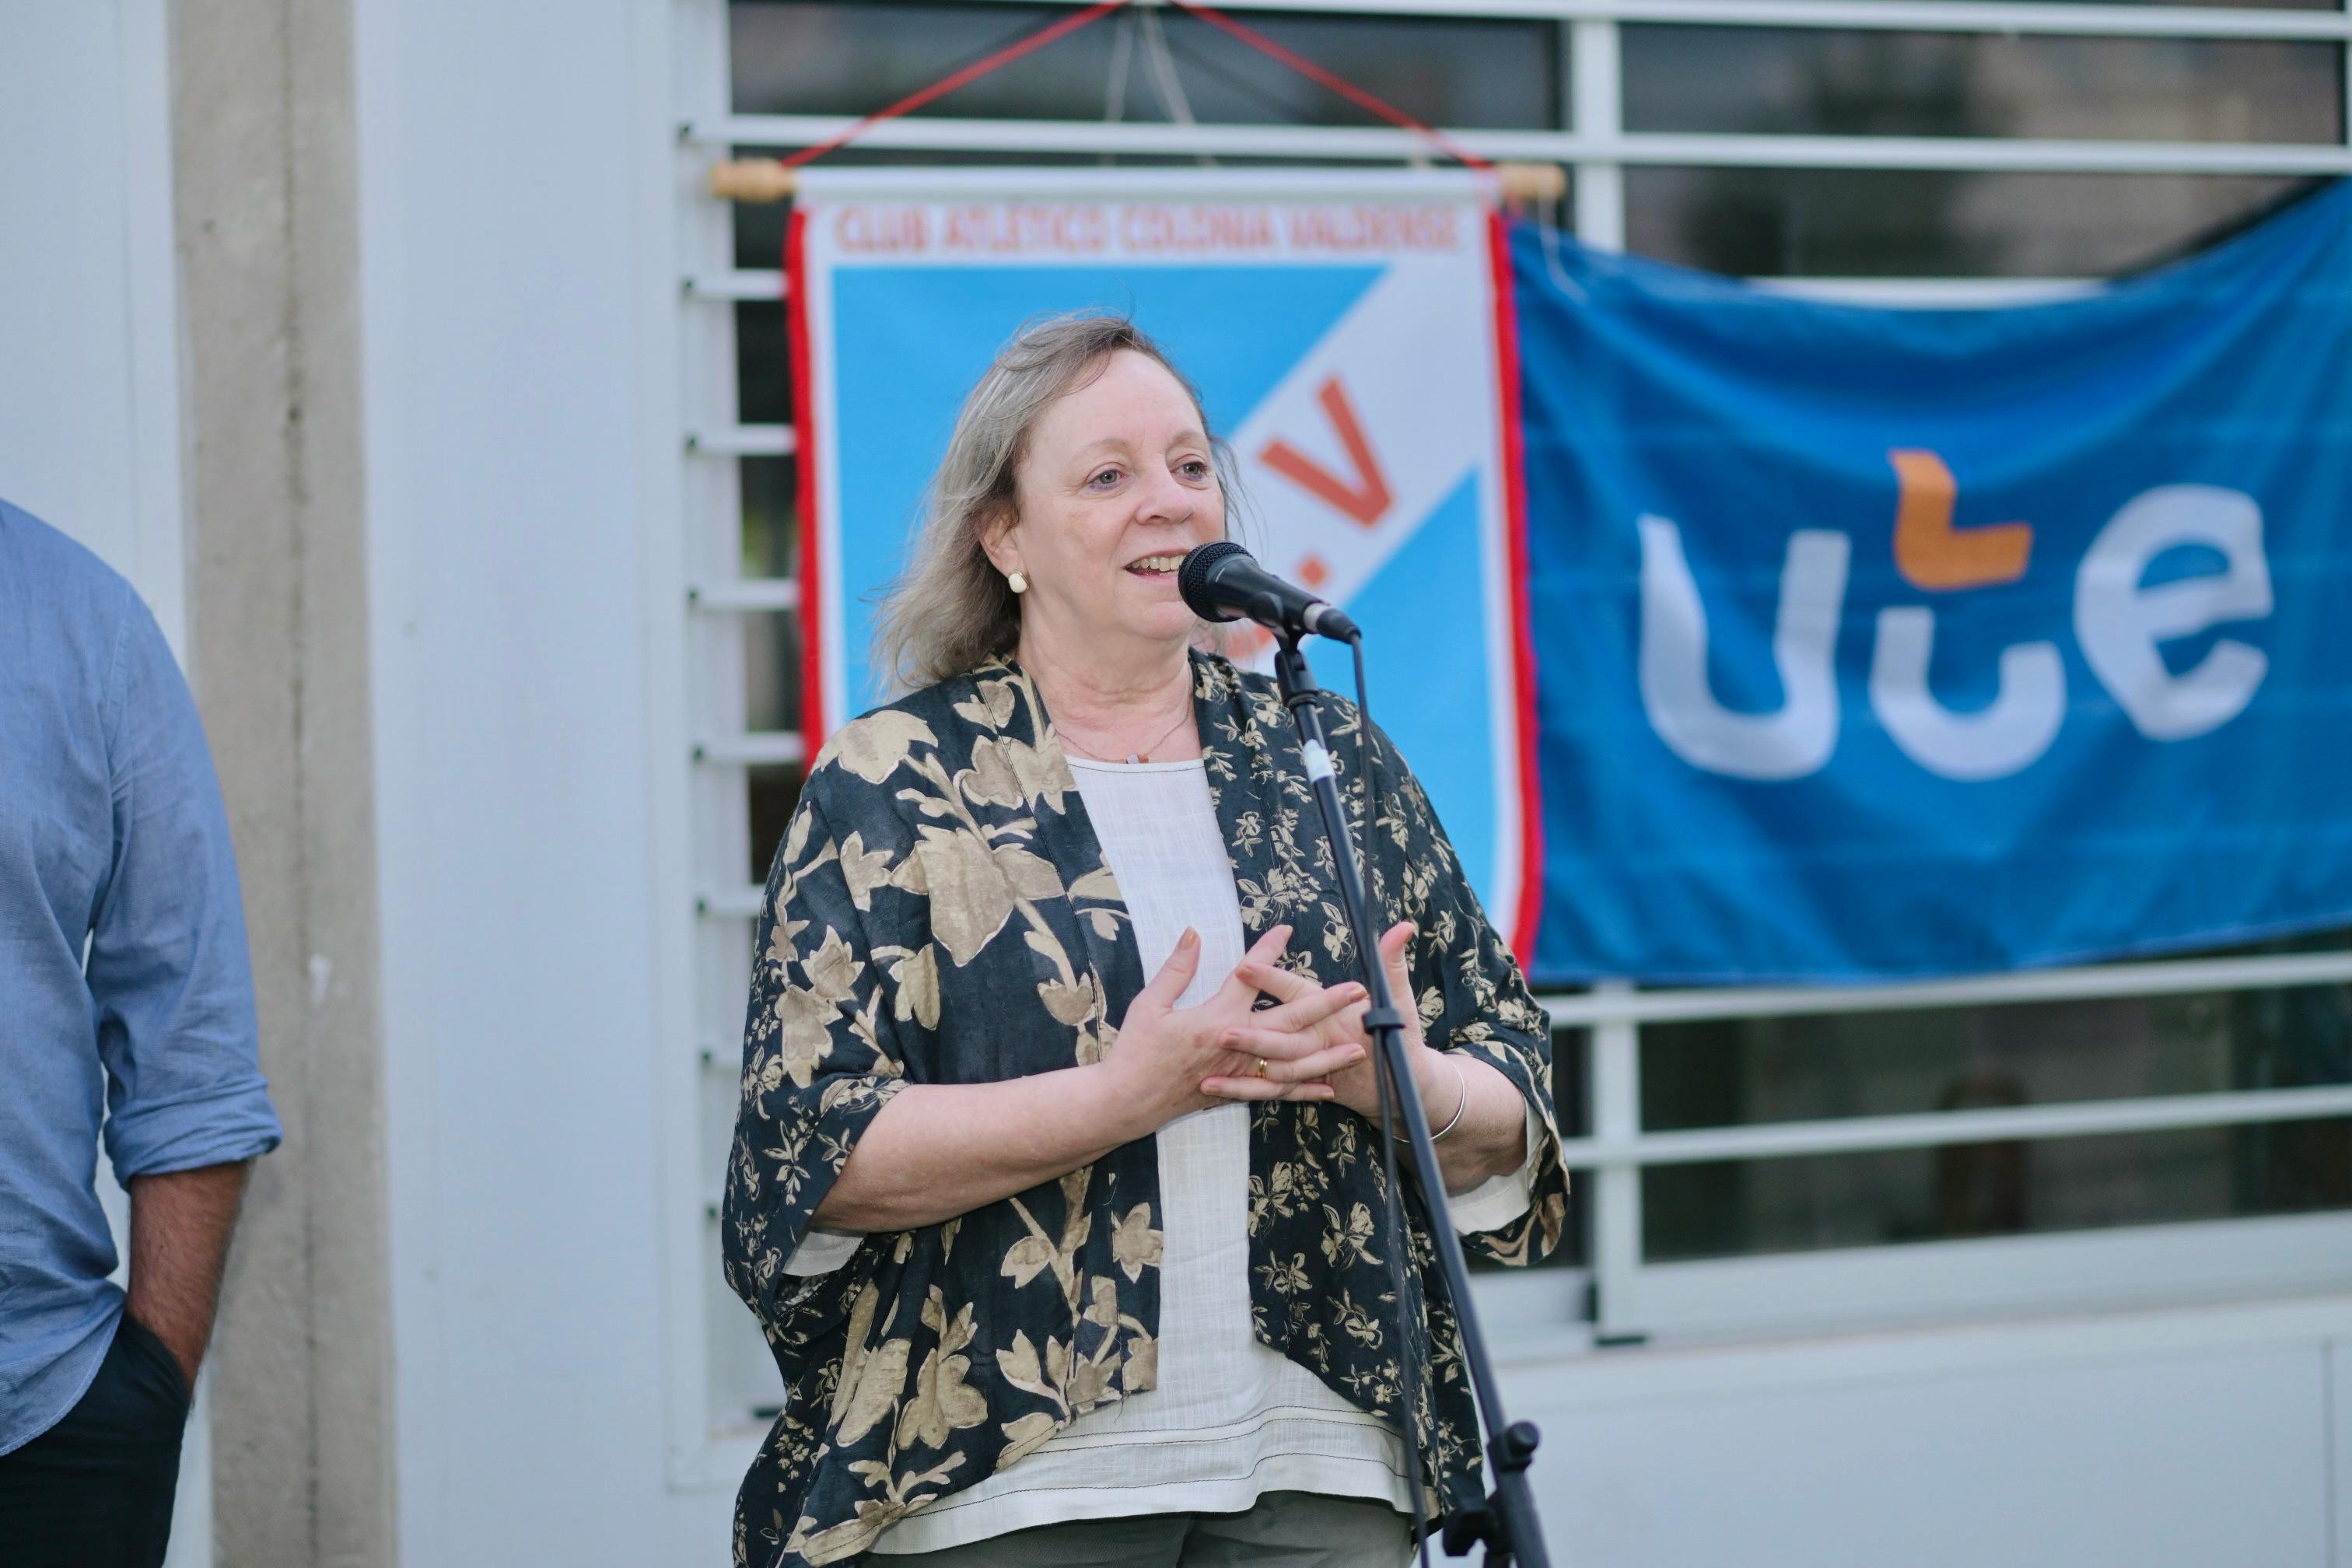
[
  {"x1": 944, "y1": 0, "x2": 2352, "y2": 42},
  {"x1": 685, "y1": 115, "x2": 2352, "y2": 176},
  {"x1": 1537, "y1": 950, "x2": 2352, "y2": 1171}
]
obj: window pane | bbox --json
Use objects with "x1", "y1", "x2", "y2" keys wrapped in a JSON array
[
  {"x1": 1639, "y1": 934, "x2": 2352, "y2": 1260},
  {"x1": 740, "y1": 609, "x2": 803, "y2": 737},
  {"x1": 1549, "y1": 1025, "x2": 1593, "y2": 1272},
  {"x1": 1643, "y1": 988, "x2": 2352, "y2": 1131},
  {"x1": 1625, "y1": 28, "x2": 2343, "y2": 143},
  {"x1": 731, "y1": 2, "x2": 1559, "y2": 129},
  {"x1": 1643, "y1": 943, "x2": 2352, "y2": 1132},
  {"x1": 1626, "y1": 167, "x2": 2321, "y2": 276},
  {"x1": 748, "y1": 762, "x2": 804, "y2": 882},
  {"x1": 734, "y1": 299, "x2": 790, "y2": 428},
  {"x1": 1644, "y1": 1117, "x2": 2352, "y2": 1261},
  {"x1": 1555, "y1": 1024, "x2": 1592, "y2": 1143},
  {"x1": 737, "y1": 457, "x2": 803, "y2": 866},
  {"x1": 739, "y1": 456, "x2": 797, "y2": 579}
]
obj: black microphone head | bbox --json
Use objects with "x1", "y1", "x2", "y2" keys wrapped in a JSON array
[{"x1": 1178, "y1": 541, "x2": 1252, "y2": 623}]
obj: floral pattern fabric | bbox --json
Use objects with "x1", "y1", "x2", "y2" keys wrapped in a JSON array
[{"x1": 723, "y1": 652, "x2": 1569, "y2": 1567}]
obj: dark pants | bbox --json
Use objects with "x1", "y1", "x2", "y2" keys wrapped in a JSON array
[{"x1": 0, "y1": 1314, "x2": 189, "y2": 1568}]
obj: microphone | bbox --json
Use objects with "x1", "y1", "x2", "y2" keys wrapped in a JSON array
[{"x1": 1178, "y1": 542, "x2": 1360, "y2": 643}]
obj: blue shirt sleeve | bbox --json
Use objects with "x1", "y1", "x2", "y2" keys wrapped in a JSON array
[{"x1": 87, "y1": 588, "x2": 282, "y2": 1178}]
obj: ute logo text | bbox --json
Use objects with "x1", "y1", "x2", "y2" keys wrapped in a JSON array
[{"x1": 1639, "y1": 453, "x2": 2275, "y2": 782}]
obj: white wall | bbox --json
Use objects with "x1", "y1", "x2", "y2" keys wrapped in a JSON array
[
  {"x1": 1507, "y1": 1291, "x2": 2352, "y2": 1568},
  {"x1": 353, "y1": 0, "x2": 726, "y2": 1560},
  {"x1": 0, "y1": 0, "x2": 186, "y2": 638},
  {"x1": 0, "y1": 8, "x2": 207, "y2": 1568}
]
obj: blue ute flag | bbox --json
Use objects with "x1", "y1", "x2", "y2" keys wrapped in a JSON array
[{"x1": 1517, "y1": 183, "x2": 2352, "y2": 981}]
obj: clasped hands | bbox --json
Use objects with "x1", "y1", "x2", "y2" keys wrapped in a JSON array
[{"x1": 1106, "y1": 920, "x2": 1444, "y2": 1136}]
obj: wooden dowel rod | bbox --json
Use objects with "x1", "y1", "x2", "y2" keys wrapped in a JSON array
[
  {"x1": 1496, "y1": 160, "x2": 1569, "y2": 205},
  {"x1": 708, "y1": 159, "x2": 799, "y2": 203},
  {"x1": 705, "y1": 157, "x2": 1568, "y2": 208}
]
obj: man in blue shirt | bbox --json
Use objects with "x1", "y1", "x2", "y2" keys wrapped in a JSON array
[{"x1": 0, "y1": 499, "x2": 282, "y2": 1566}]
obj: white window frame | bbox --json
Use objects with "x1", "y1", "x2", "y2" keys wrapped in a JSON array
[
  {"x1": 660, "y1": 0, "x2": 2352, "y2": 1488},
  {"x1": 1545, "y1": 956, "x2": 2352, "y2": 1346}
]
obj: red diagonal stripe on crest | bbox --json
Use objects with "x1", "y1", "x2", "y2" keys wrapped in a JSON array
[{"x1": 1257, "y1": 376, "x2": 1394, "y2": 528}]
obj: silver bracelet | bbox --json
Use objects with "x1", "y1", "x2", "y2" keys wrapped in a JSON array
[{"x1": 1427, "y1": 1054, "x2": 1469, "y2": 1143}]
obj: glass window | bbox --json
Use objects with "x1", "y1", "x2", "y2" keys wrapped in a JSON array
[
  {"x1": 1638, "y1": 933, "x2": 2352, "y2": 1260},
  {"x1": 730, "y1": 2, "x2": 1560, "y2": 130},
  {"x1": 737, "y1": 456, "x2": 803, "y2": 877},
  {"x1": 1624, "y1": 28, "x2": 2343, "y2": 144},
  {"x1": 747, "y1": 763, "x2": 803, "y2": 881},
  {"x1": 740, "y1": 455, "x2": 796, "y2": 583},
  {"x1": 1642, "y1": 978, "x2": 2352, "y2": 1132},
  {"x1": 733, "y1": 299, "x2": 790, "y2": 428},
  {"x1": 739, "y1": 607, "x2": 801, "y2": 732},
  {"x1": 1625, "y1": 167, "x2": 2322, "y2": 276},
  {"x1": 1550, "y1": 1025, "x2": 1592, "y2": 1270},
  {"x1": 1645, "y1": 1117, "x2": 2352, "y2": 1261}
]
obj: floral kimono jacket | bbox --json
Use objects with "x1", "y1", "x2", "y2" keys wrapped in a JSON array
[{"x1": 723, "y1": 651, "x2": 1569, "y2": 1568}]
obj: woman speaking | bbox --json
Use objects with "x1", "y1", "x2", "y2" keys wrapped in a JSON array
[{"x1": 723, "y1": 314, "x2": 1568, "y2": 1567}]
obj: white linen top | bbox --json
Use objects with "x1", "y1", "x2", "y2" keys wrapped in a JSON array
[{"x1": 784, "y1": 755, "x2": 1538, "y2": 1555}]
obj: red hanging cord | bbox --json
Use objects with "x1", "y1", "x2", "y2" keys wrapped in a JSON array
[
  {"x1": 1167, "y1": 0, "x2": 1494, "y2": 173},
  {"x1": 777, "y1": 0, "x2": 1492, "y2": 177},
  {"x1": 779, "y1": 0, "x2": 1138, "y2": 171}
]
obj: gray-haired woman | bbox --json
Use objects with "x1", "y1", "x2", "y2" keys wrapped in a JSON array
[{"x1": 723, "y1": 313, "x2": 1569, "y2": 1568}]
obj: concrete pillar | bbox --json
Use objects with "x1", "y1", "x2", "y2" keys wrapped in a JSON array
[{"x1": 168, "y1": 1, "x2": 395, "y2": 1563}]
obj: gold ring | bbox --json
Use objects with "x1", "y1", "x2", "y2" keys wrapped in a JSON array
[{"x1": 1254, "y1": 1057, "x2": 1269, "y2": 1080}]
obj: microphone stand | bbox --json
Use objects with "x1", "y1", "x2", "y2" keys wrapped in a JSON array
[{"x1": 1269, "y1": 632, "x2": 1550, "y2": 1568}]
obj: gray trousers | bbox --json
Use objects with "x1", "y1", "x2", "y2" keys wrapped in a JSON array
[{"x1": 878, "y1": 1489, "x2": 1414, "y2": 1566}]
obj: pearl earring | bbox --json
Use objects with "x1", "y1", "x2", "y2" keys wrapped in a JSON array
[{"x1": 1007, "y1": 571, "x2": 1028, "y2": 594}]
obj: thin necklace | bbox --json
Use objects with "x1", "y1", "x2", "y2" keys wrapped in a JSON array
[{"x1": 1055, "y1": 700, "x2": 1193, "y2": 765}]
